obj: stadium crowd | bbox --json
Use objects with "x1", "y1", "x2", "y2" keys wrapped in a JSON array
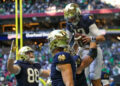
[{"x1": 0, "y1": 0, "x2": 119, "y2": 15}]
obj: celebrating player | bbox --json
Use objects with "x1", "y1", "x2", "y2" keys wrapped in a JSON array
[
  {"x1": 73, "y1": 33, "x2": 98, "y2": 86},
  {"x1": 48, "y1": 30, "x2": 76, "y2": 86},
  {"x1": 64, "y1": 3, "x2": 105, "y2": 86},
  {"x1": 7, "y1": 40, "x2": 50, "y2": 86},
  {"x1": 48, "y1": 30, "x2": 98, "y2": 86}
]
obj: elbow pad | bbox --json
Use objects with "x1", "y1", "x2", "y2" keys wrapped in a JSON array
[{"x1": 88, "y1": 48, "x2": 97, "y2": 59}]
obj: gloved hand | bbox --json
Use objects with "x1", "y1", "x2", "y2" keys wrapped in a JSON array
[{"x1": 8, "y1": 40, "x2": 16, "y2": 59}]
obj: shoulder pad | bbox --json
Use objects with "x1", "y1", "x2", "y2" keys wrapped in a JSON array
[{"x1": 82, "y1": 14, "x2": 94, "y2": 21}]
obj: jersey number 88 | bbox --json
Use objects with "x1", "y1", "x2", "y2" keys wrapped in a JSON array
[{"x1": 27, "y1": 68, "x2": 39, "y2": 83}]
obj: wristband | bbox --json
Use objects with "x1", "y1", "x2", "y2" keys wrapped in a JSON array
[{"x1": 91, "y1": 36, "x2": 96, "y2": 42}]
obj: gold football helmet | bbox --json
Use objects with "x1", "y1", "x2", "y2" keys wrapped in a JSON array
[
  {"x1": 18, "y1": 46, "x2": 34, "y2": 61},
  {"x1": 64, "y1": 3, "x2": 81, "y2": 25},
  {"x1": 48, "y1": 30, "x2": 69, "y2": 52}
]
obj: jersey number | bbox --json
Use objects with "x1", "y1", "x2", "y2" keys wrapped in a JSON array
[
  {"x1": 27, "y1": 68, "x2": 39, "y2": 83},
  {"x1": 75, "y1": 28, "x2": 85, "y2": 34}
]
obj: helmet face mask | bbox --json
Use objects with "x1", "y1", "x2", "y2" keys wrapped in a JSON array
[
  {"x1": 64, "y1": 3, "x2": 81, "y2": 25},
  {"x1": 68, "y1": 15, "x2": 80, "y2": 25},
  {"x1": 18, "y1": 46, "x2": 34, "y2": 62},
  {"x1": 48, "y1": 30, "x2": 69, "y2": 52}
]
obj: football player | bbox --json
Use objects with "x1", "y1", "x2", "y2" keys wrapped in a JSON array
[
  {"x1": 7, "y1": 40, "x2": 50, "y2": 86},
  {"x1": 73, "y1": 54, "x2": 88, "y2": 86},
  {"x1": 48, "y1": 30, "x2": 98, "y2": 86},
  {"x1": 73, "y1": 35, "x2": 98, "y2": 86},
  {"x1": 64, "y1": 3, "x2": 105, "y2": 86},
  {"x1": 48, "y1": 30, "x2": 76, "y2": 86}
]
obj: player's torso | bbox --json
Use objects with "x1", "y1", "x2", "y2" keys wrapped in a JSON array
[
  {"x1": 67, "y1": 15, "x2": 95, "y2": 36},
  {"x1": 15, "y1": 61, "x2": 41, "y2": 86},
  {"x1": 67, "y1": 15, "x2": 99, "y2": 49}
]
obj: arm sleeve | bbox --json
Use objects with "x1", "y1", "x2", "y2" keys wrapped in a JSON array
[{"x1": 89, "y1": 23, "x2": 105, "y2": 36}]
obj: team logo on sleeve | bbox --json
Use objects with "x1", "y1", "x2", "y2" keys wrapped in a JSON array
[
  {"x1": 89, "y1": 15, "x2": 93, "y2": 20},
  {"x1": 58, "y1": 54, "x2": 66, "y2": 61}
]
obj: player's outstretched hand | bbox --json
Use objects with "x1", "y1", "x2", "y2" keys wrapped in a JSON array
[
  {"x1": 11, "y1": 40, "x2": 16, "y2": 52},
  {"x1": 8, "y1": 40, "x2": 16, "y2": 59}
]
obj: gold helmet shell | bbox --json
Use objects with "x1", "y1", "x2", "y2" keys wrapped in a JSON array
[
  {"x1": 48, "y1": 30, "x2": 69, "y2": 52},
  {"x1": 18, "y1": 46, "x2": 34, "y2": 61},
  {"x1": 64, "y1": 3, "x2": 81, "y2": 25},
  {"x1": 64, "y1": 3, "x2": 81, "y2": 20}
]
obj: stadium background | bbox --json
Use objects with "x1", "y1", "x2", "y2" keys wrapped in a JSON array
[{"x1": 0, "y1": 0, "x2": 120, "y2": 86}]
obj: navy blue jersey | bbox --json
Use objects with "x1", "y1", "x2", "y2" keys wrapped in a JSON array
[
  {"x1": 14, "y1": 60, "x2": 41, "y2": 86},
  {"x1": 50, "y1": 52, "x2": 76, "y2": 86},
  {"x1": 66, "y1": 14, "x2": 95, "y2": 47},
  {"x1": 73, "y1": 55, "x2": 88, "y2": 86},
  {"x1": 73, "y1": 55, "x2": 81, "y2": 68},
  {"x1": 66, "y1": 14, "x2": 95, "y2": 34}
]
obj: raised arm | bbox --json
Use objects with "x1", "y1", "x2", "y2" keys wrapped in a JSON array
[
  {"x1": 7, "y1": 40, "x2": 21, "y2": 74},
  {"x1": 76, "y1": 41, "x2": 97, "y2": 74}
]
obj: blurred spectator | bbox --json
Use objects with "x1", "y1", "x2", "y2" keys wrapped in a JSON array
[
  {"x1": 110, "y1": 77, "x2": 115, "y2": 86},
  {"x1": 0, "y1": 0, "x2": 119, "y2": 15}
]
